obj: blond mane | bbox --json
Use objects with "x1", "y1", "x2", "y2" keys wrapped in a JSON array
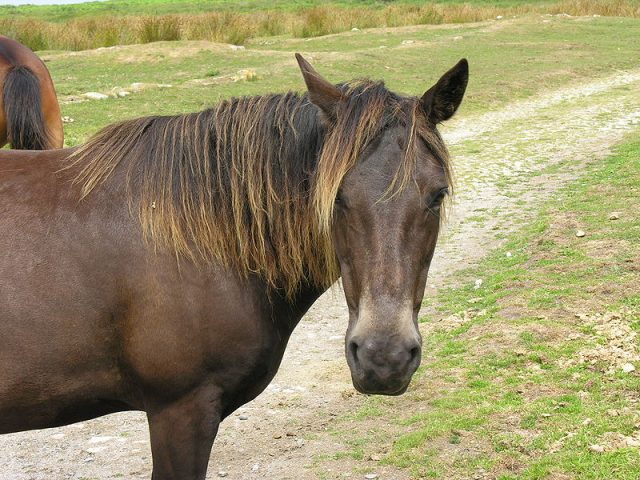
[{"x1": 68, "y1": 81, "x2": 451, "y2": 297}]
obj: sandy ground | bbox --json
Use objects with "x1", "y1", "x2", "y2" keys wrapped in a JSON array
[{"x1": 1, "y1": 66, "x2": 639, "y2": 479}]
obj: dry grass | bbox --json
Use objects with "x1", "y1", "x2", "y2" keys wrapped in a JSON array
[{"x1": 1, "y1": 0, "x2": 639, "y2": 52}]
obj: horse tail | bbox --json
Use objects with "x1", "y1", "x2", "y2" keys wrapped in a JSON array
[{"x1": 3, "y1": 65, "x2": 50, "y2": 150}]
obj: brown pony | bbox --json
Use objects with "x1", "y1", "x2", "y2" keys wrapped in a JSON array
[
  {"x1": 0, "y1": 35, "x2": 63, "y2": 149},
  {"x1": 0, "y1": 54, "x2": 467, "y2": 479}
]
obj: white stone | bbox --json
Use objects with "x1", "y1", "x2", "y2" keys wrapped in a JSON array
[
  {"x1": 85, "y1": 447, "x2": 107, "y2": 454},
  {"x1": 83, "y1": 92, "x2": 108, "y2": 100},
  {"x1": 622, "y1": 363, "x2": 636, "y2": 373},
  {"x1": 89, "y1": 436, "x2": 115, "y2": 444}
]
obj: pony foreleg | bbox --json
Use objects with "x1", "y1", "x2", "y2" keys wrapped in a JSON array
[{"x1": 146, "y1": 384, "x2": 222, "y2": 480}]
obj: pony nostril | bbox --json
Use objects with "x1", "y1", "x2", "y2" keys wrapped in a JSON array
[
  {"x1": 348, "y1": 340, "x2": 360, "y2": 366},
  {"x1": 409, "y1": 346, "x2": 421, "y2": 365}
]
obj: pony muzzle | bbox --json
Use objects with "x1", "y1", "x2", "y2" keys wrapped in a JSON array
[{"x1": 345, "y1": 330, "x2": 422, "y2": 395}]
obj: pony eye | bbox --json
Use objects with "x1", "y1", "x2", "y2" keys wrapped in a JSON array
[{"x1": 428, "y1": 187, "x2": 449, "y2": 210}]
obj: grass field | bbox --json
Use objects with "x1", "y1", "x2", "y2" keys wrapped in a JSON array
[
  {"x1": 39, "y1": 15, "x2": 640, "y2": 147},
  {"x1": 1, "y1": 8, "x2": 639, "y2": 479}
]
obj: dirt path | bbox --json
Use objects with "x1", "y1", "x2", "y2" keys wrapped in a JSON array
[{"x1": 2, "y1": 69, "x2": 639, "y2": 480}]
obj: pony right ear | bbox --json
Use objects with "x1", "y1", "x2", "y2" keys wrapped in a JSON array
[
  {"x1": 421, "y1": 58, "x2": 469, "y2": 124},
  {"x1": 295, "y1": 53, "x2": 343, "y2": 121}
]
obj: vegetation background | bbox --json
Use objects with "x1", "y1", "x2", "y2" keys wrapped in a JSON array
[{"x1": 1, "y1": 0, "x2": 639, "y2": 50}]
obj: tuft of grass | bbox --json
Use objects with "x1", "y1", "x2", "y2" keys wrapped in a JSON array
[{"x1": 139, "y1": 15, "x2": 182, "y2": 44}]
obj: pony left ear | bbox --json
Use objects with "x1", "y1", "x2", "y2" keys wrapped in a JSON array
[
  {"x1": 295, "y1": 53, "x2": 343, "y2": 120},
  {"x1": 421, "y1": 58, "x2": 469, "y2": 124}
]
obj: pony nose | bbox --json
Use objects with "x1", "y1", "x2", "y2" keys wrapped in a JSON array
[{"x1": 347, "y1": 336, "x2": 421, "y2": 378}]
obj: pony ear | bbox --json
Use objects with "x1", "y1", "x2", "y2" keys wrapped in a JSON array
[
  {"x1": 295, "y1": 53, "x2": 343, "y2": 120},
  {"x1": 421, "y1": 58, "x2": 469, "y2": 124}
]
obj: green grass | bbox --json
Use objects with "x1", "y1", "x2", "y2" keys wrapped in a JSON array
[
  {"x1": 0, "y1": 0, "x2": 614, "y2": 22},
  {"x1": 323, "y1": 138, "x2": 640, "y2": 479},
  {"x1": 38, "y1": 15, "x2": 640, "y2": 148}
]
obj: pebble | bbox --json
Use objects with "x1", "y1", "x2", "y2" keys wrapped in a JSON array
[
  {"x1": 239, "y1": 415, "x2": 248, "y2": 420},
  {"x1": 218, "y1": 472, "x2": 228, "y2": 478},
  {"x1": 627, "y1": 437, "x2": 640, "y2": 447},
  {"x1": 364, "y1": 474, "x2": 379, "y2": 479},
  {"x1": 589, "y1": 444, "x2": 605, "y2": 453},
  {"x1": 474, "y1": 279, "x2": 483, "y2": 289},
  {"x1": 401, "y1": 40, "x2": 414, "y2": 45},
  {"x1": 351, "y1": 27, "x2": 360, "y2": 31},
  {"x1": 85, "y1": 447, "x2": 106, "y2": 454},
  {"x1": 575, "y1": 230, "x2": 586, "y2": 237},
  {"x1": 506, "y1": 251, "x2": 512, "y2": 257},
  {"x1": 83, "y1": 92, "x2": 109, "y2": 100},
  {"x1": 230, "y1": 45, "x2": 245, "y2": 51},
  {"x1": 88, "y1": 436, "x2": 115, "y2": 444},
  {"x1": 609, "y1": 212, "x2": 620, "y2": 220},
  {"x1": 622, "y1": 363, "x2": 636, "y2": 373}
]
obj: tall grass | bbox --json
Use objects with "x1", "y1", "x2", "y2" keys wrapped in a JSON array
[
  {"x1": 139, "y1": 15, "x2": 182, "y2": 44},
  {"x1": 1, "y1": 0, "x2": 638, "y2": 52}
]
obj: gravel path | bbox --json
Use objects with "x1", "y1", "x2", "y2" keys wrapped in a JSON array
[{"x1": 2, "y1": 68, "x2": 639, "y2": 480}]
